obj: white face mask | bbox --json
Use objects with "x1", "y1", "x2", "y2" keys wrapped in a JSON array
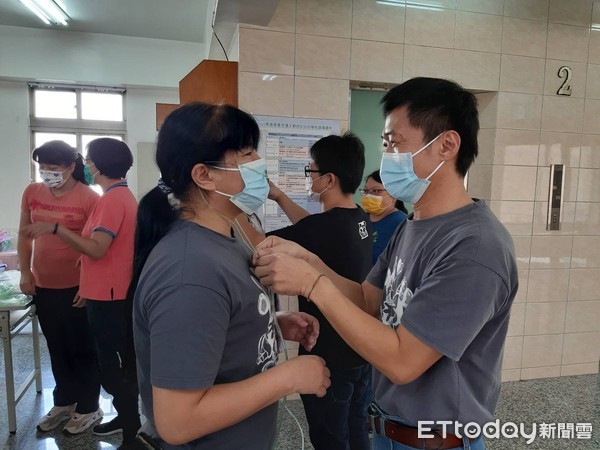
[
  {"x1": 40, "y1": 168, "x2": 70, "y2": 189},
  {"x1": 305, "y1": 173, "x2": 329, "y2": 202}
]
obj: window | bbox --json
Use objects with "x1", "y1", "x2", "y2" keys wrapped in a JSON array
[{"x1": 29, "y1": 84, "x2": 126, "y2": 188}]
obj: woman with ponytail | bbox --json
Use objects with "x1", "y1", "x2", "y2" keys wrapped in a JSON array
[
  {"x1": 17, "y1": 140, "x2": 101, "y2": 434},
  {"x1": 130, "y1": 102, "x2": 331, "y2": 449}
]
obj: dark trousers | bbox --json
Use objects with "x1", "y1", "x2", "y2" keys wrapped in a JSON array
[
  {"x1": 301, "y1": 364, "x2": 372, "y2": 450},
  {"x1": 86, "y1": 299, "x2": 140, "y2": 441},
  {"x1": 34, "y1": 286, "x2": 100, "y2": 414}
]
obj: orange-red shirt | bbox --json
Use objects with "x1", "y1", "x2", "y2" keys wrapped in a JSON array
[
  {"x1": 21, "y1": 182, "x2": 100, "y2": 289},
  {"x1": 79, "y1": 181, "x2": 137, "y2": 301}
]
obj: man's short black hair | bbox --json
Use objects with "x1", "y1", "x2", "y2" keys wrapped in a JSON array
[
  {"x1": 381, "y1": 77, "x2": 479, "y2": 177},
  {"x1": 87, "y1": 138, "x2": 133, "y2": 179},
  {"x1": 310, "y1": 132, "x2": 365, "y2": 194}
]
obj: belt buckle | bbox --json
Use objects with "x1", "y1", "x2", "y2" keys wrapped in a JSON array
[{"x1": 368, "y1": 412, "x2": 379, "y2": 435}]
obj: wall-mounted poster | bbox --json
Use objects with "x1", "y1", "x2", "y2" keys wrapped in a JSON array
[{"x1": 254, "y1": 115, "x2": 340, "y2": 232}]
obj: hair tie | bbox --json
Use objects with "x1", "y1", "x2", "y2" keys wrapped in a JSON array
[{"x1": 157, "y1": 178, "x2": 173, "y2": 194}]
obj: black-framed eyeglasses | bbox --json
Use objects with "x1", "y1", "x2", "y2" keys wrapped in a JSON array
[
  {"x1": 360, "y1": 188, "x2": 387, "y2": 196},
  {"x1": 304, "y1": 165, "x2": 322, "y2": 178}
]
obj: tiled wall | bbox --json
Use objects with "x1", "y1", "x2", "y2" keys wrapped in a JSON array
[{"x1": 238, "y1": 0, "x2": 600, "y2": 381}]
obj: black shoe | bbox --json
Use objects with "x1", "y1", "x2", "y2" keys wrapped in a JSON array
[{"x1": 93, "y1": 416, "x2": 123, "y2": 436}]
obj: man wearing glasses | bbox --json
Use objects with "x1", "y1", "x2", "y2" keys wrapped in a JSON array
[{"x1": 254, "y1": 78, "x2": 517, "y2": 450}]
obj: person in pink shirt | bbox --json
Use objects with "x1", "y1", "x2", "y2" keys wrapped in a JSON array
[
  {"x1": 23, "y1": 138, "x2": 140, "y2": 450},
  {"x1": 18, "y1": 140, "x2": 101, "y2": 435}
]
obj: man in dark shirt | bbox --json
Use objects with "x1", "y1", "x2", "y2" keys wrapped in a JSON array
[{"x1": 267, "y1": 133, "x2": 373, "y2": 450}]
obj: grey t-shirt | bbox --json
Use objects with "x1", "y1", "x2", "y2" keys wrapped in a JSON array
[
  {"x1": 367, "y1": 200, "x2": 518, "y2": 434},
  {"x1": 133, "y1": 220, "x2": 279, "y2": 449}
]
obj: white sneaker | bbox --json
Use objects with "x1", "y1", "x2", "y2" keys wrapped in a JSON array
[
  {"x1": 63, "y1": 408, "x2": 103, "y2": 435},
  {"x1": 37, "y1": 404, "x2": 77, "y2": 432}
]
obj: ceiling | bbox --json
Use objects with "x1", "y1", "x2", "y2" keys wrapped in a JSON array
[{"x1": 0, "y1": 0, "x2": 213, "y2": 43}]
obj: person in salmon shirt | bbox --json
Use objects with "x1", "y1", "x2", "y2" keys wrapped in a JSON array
[
  {"x1": 22, "y1": 138, "x2": 140, "y2": 449},
  {"x1": 18, "y1": 140, "x2": 101, "y2": 435}
]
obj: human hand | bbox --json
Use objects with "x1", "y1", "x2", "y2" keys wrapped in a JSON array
[
  {"x1": 254, "y1": 249, "x2": 320, "y2": 298},
  {"x1": 276, "y1": 311, "x2": 319, "y2": 352},
  {"x1": 72, "y1": 291, "x2": 86, "y2": 308},
  {"x1": 282, "y1": 355, "x2": 331, "y2": 397},
  {"x1": 253, "y1": 236, "x2": 314, "y2": 263},
  {"x1": 267, "y1": 179, "x2": 282, "y2": 201},
  {"x1": 20, "y1": 222, "x2": 55, "y2": 239},
  {"x1": 19, "y1": 271, "x2": 36, "y2": 296}
]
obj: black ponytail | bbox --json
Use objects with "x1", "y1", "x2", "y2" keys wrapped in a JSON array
[
  {"x1": 73, "y1": 153, "x2": 87, "y2": 184},
  {"x1": 127, "y1": 186, "x2": 179, "y2": 300}
]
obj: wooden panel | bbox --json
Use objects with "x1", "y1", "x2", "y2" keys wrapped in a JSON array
[
  {"x1": 155, "y1": 103, "x2": 180, "y2": 131},
  {"x1": 179, "y1": 60, "x2": 238, "y2": 106}
]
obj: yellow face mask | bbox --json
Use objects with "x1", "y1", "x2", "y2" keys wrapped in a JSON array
[{"x1": 361, "y1": 194, "x2": 386, "y2": 215}]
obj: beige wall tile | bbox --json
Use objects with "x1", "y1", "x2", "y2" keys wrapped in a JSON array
[
  {"x1": 513, "y1": 236, "x2": 532, "y2": 269},
  {"x1": 405, "y1": 8, "x2": 456, "y2": 48},
  {"x1": 339, "y1": 120, "x2": 349, "y2": 133},
  {"x1": 295, "y1": 34, "x2": 351, "y2": 79},
  {"x1": 514, "y1": 270, "x2": 529, "y2": 303},
  {"x1": 580, "y1": 135, "x2": 600, "y2": 168},
  {"x1": 350, "y1": 40, "x2": 403, "y2": 84},
  {"x1": 476, "y1": 92, "x2": 499, "y2": 128},
  {"x1": 562, "y1": 332, "x2": 600, "y2": 364},
  {"x1": 501, "y1": 369, "x2": 522, "y2": 382},
  {"x1": 477, "y1": 128, "x2": 495, "y2": 165},
  {"x1": 507, "y1": 302, "x2": 526, "y2": 336},
  {"x1": 504, "y1": 0, "x2": 550, "y2": 21},
  {"x1": 560, "y1": 362, "x2": 599, "y2": 376},
  {"x1": 532, "y1": 201, "x2": 576, "y2": 236},
  {"x1": 524, "y1": 301, "x2": 566, "y2": 334},
  {"x1": 544, "y1": 60, "x2": 587, "y2": 98},
  {"x1": 466, "y1": 164, "x2": 493, "y2": 200},
  {"x1": 583, "y1": 99, "x2": 600, "y2": 133},
  {"x1": 565, "y1": 301, "x2": 600, "y2": 333},
  {"x1": 529, "y1": 235, "x2": 573, "y2": 269},
  {"x1": 351, "y1": 0, "x2": 405, "y2": 43},
  {"x1": 527, "y1": 269, "x2": 570, "y2": 302},
  {"x1": 549, "y1": 0, "x2": 593, "y2": 27},
  {"x1": 242, "y1": 0, "x2": 296, "y2": 33},
  {"x1": 522, "y1": 334, "x2": 563, "y2": 367},
  {"x1": 541, "y1": 96, "x2": 584, "y2": 133},
  {"x1": 547, "y1": 23, "x2": 590, "y2": 62},
  {"x1": 589, "y1": 30, "x2": 600, "y2": 64},
  {"x1": 577, "y1": 168, "x2": 600, "y2": 202},
  {"x1": 535, "y1": 167, "x2": 579, "y2": 202},
  {"x1": 502, "y1": 336, "x2": 523, "y2": 369},
  {"x1": 294, "y1": 77, "x2": 349, "y2": 120},
  {"x1": 402, "y1": 45, "x2": 454, "y2": 80},
  {"x1": 489, "y1": 201, "x2": 534, "y2": 236},
  {"x1": 239, "y1": 28, "x2": 295, "y2": 75},
  {"x1": 491, "y1": 166, "x2": 538, "y2": 201},
  {"x1": 499, "y1": 55, "x2": 546, "y2": 95},
  {"x1": 574, "y1": 202, "x2": 600, "y2": 235},
  {"x1": 521, "y1": 366, "x2": 561, "y2": 379},
  {"x1": 538, "y1": 132, "x2": 582, "y2": 167},
  {"x1": 502, "y1": 18, "x2": 548, "y2": 58},
  {"x1": 453, "y1": 50, "x2": 501, "y2": 91},
  {"x1": 296, "y1": 0, "x2": 352, "y2": 38},
  {"x1": 238, "y1": 72, "x2": 294, "y2": 116},
  {"x1": 569, "y1": 269, "x2": 600, "y2": 301},
  {"x1": 455, "y1": 11, "x2": 503, "y2": 53},
  {"x1": 572, "y1": 236, "x2": 600, "y2": 268},
  {"x1": 585, "y1": 64, "x2": 600, "y2": 99},
  {"x1": 457, "y1": 0, "x2": 505, "y2": 15},
  {"x1": 497, "y1": 92, "x2": 543, "y2": 130},
  {"x1": 494, "y1": 129, "x2": 540, "y2": 166}
]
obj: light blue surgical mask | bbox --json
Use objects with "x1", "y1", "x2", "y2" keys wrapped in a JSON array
[
  {"x1": 380, "y1": 132, "x2": 445, "y2": 205},
  {"x1": 210, "y1": 158, "x2": 269, "y2": 215}
]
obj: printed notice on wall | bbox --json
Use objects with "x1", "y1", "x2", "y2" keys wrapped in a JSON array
[{"x1": 254, "y1": 115, "x2": 340, "y2": 232}]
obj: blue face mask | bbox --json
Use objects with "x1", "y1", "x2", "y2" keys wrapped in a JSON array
[
  {"x1": 211, "y1": 158, "x2": 269, "y2": 215},
  {"x1": 84, "y1": 164, "x2": 99, "y2": 185},
  {"x1": 380, "y1": 132, "x2": 445, "y2": 205}
]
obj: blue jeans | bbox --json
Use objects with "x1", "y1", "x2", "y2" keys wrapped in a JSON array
[
  {"x1": 301, "y1": 364, "x2": 372, "y2": 450},
  {"x1": 370, "y1": 404, "x2": 486, "y2": 450}
]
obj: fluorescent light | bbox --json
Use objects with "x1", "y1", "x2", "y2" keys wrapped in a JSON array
[
  {"x1": 19, "y1": 0, "x2": 70, "y2": 26},
  {"x1": 376, "y1": 0, "x2": 445, "y2": 11}
]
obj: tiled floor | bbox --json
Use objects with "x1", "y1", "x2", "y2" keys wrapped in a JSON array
[{"x1": 1, "y1": 333, "x2": 598, "y2": 449}]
